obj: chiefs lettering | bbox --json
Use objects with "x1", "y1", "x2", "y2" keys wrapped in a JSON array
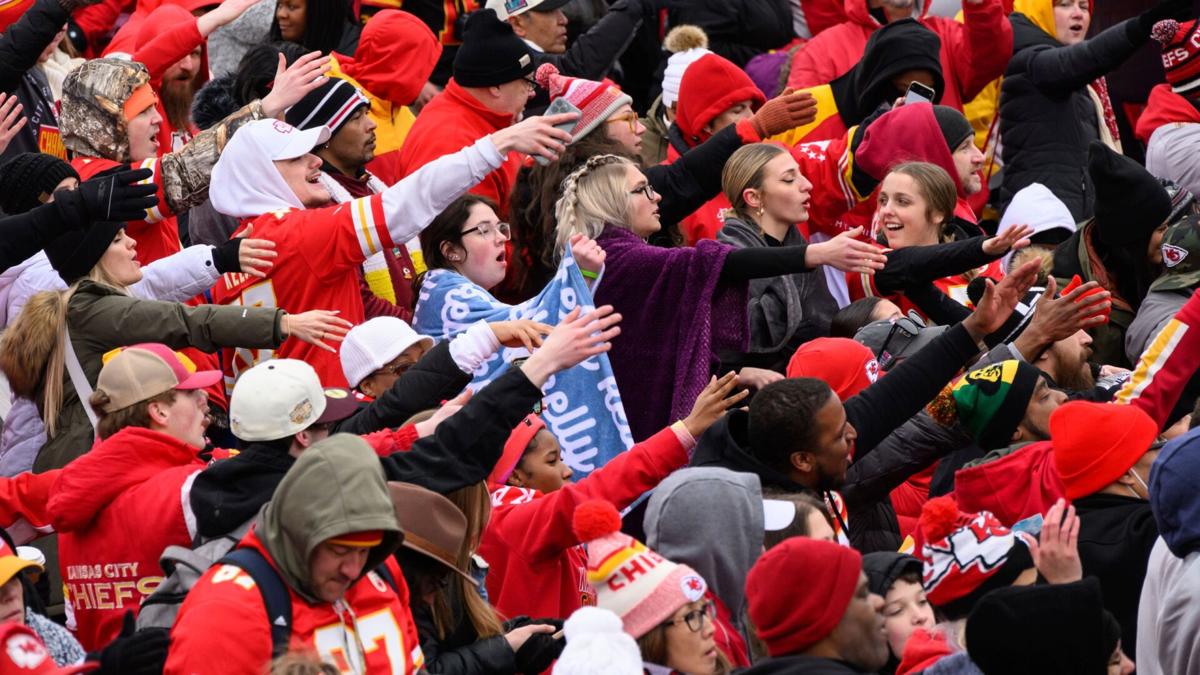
[
  {"x1": 66, "y1": 562, "x2": 162, "y2": 611},
  {"x1": 607, "y1": 550, "x2": 666, "y2": 591}
]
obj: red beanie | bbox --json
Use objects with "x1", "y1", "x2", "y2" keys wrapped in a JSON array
[
  {"x1": 675, "y1": 54, "x2": 765, "y2": 146},
  {"x1": 1050, "y1": 402, "x2": 1158, "y2": 500},
  {"x1": 488, "y1": 414, "x2": 546, "y2": 487},
  {"x1": 746, "y1": 537, "x2": 862, "y2": 656},
  {"x1": 786, "y1": 338, "x2": 880, "y2": 402},
  {"x1": 1153, "y1": 20, "x2": 1200, "y2": 95}
]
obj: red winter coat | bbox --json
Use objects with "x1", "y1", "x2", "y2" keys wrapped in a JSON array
[
  {"x1": 1134, "y1": 83, "x2": 1200, "y2": 145},
  {"x1": 133, "y1": 4, "x2": 207, "y2": 154},
  {"x1": 47, "y1": 427, "x2": 204, "y2": 651},
  {"x1": 786, "y1": 0, "x2": 1012, "y2": 112},
  {"x1": 397, "y1": 80, "x2": 519, "y2": 217},
  {"x1": 165, "y1": 530, "x2": 423, "y2": 674},
  {"x1": 479, "y1": 427, "x2": 690, "y2": 621}
]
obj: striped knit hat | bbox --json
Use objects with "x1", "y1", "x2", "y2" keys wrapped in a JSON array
[
  {"x1": 1153, "y1": 19, "x2": 1200, "y2": 95},
  {"x1": 534, "y1": 63, "x2": 632, "y2": 144},
  {"x1": 285, "y1": 78, "x2": 369, "y2": 136},
  {"x1": 573, "y1": 500, "x2": 708, "y2": 639}
]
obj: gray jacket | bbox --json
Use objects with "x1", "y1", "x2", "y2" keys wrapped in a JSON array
[{"x1": 1126, "y1": 290, "x2": 1187, "y2": 366}]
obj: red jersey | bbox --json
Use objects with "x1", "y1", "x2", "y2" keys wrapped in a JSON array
[
  {"x1": 72, "y1": 156, "x2": 180, "y2": 265},
  {"x1": 212, "y1": 194, "x2": 395, "y2": 389},
  {"x1": 165, "y1": 531, "x2": 423, "y2": 675}
]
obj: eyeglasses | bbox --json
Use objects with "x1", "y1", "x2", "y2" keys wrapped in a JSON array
[
  {"x1": 521, "y1": 75, "x2": 538, "y2": 91},
  {"x1": 606, "y1": 111, "x2": 640, "y2": 134},
  {"x1": 661, "y1": 600, "x2": 715, "y2": 633},
  {"x1": 875, "y1": 314, "x2": 926, "y2": 372},
  {"x1": 370, "y1": 359, "x2": 417, "y2": 380},
  {"x1": 629, "y1": 183, "x2": 657, "y2": 201},
  {"x1": 461, "y1": 222, "x2": 511, "y2": 240}
]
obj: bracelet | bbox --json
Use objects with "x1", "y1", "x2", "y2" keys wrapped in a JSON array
[{"x1": 580, "y1": 269, "x2": 599, "y2": 280}]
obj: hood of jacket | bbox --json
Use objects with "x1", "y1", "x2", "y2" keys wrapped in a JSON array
[
  {"x1": 61, "y1": 58, "x2": 150, "y2": 162},
  {"x1": 997, "y1": 183, "x2": 1077, "y2": 271},
  {"x1": 1150, "y1": 425, "x2": 1200, "y2": 557},
  {"x1": 855, "y1": 101, "x2": 962, "y2": 196},
  {"x1": 0, "y1": 288, "x2": 61, "y2": 399},
  {"x1": 48, "y1": 426, "x2": 204, "y2": 531},
  {"x1": 1012, "y1": 0, "x2": 1057, "y2": 39},
  {"x1": 258, "y1": 433, "x2": 401, "y2": 603},
  {"x1": 137, "y1": 4, "x2": 210, "y2": 90},
  {"x1": 1011, "y1": 8, "x2": 1060, "y2": 54},
  {"x1": 953, "y1": 440, "x2": 1066, "y2": 526},
  {"x1": 831, "y1": 18, "x2": 943, "y2": 125},
  {"x1": 1136, "y1": 83, "x2": 1200, "y2": 143},
  {"x1": 644, "y1": 467, "x2": 763, "y2": 619},
  {"x1": 190, "y1": 442, "x2": 295, "y2": 540},
  {"x1": 844, "y1": 0, "x2": 928, "y2": 29},
  {"x1": 209, "y1": 118, "x2": 310, "y2": 218},
  {"x1": 691, "y1": 411, "x2": 813, "y2": 495},
  {"x1": 337, "y1": 10, "x2": 441, "y2": 106}
]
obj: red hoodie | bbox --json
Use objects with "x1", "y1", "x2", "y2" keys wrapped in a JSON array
[
  {"x1": 47, "y1": 427, "x2": 204, "y2": 651},
  {"x1": 1135, "y1": 83, "x2": 1200, "y2": 145},
  {"x1": 397, "y1": 80, "x2": 518, "y2": 216},
  {"x1": 133, "y1": 4, "x2": 208, "y2": 154},
  {"x1": 786, "y1": 0, "x2": 1012, "y2": 112},
  {"x1": 478, "y1": 427, "x2": 690, "y2": 622}
]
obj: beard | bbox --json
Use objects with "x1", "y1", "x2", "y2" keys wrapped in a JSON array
[
  {"x1": 161, "y1": 77, "x2": 197, "y2": 135},
  {"x1": 1055, "y1": 357, "x2": 1095, "y2": 391}
]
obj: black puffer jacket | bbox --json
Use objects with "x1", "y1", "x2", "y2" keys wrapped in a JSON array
[
  {"x1": 667, "y1": 0, "x2": 793, "y2": 67},
  {"x1": 997, "y1": 13, "x2": 1144, "y2": 221}
]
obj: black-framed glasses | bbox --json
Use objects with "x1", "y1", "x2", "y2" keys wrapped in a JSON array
[
  {"x1": 461, "y1": 222, "x2": 511, "y2": 240},
  {"x1": 661, "y1": 600, "x2": 715, "y2": 632},
  {"x1": 521, "y1": 75, "x2": 538, "y2": 91},
  {"x1": 629, "y1": 183, "x2": 657, "y2": 201},
  {"x1": 875, "y1": 315, "x2": 925, "y2": 371}
]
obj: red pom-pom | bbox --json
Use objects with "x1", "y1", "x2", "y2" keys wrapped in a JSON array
[
  {"x1": 919, "y1": 496, "x2": 963, "y2": 543},
  {"x1": 534, "y1": 62, "x2": 559, "y2": 90},
  {"x1": 572, "y1": 499, "x2": 621, "y2": 542},
  {"x1": 1152, "y1": 19, "x2": 1180, "y2": 46}
]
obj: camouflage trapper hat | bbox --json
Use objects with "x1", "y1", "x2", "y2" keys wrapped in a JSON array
[
  {"x1": 61, "y1": 58, "x2": 150, "y2": 162},
  {"x1": 1153, "y1": 213, "x2": 1200, "y2": 292}
]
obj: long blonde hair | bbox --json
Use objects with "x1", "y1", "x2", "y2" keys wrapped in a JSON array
[
  {"x1": 553, "y1": 154, "x2": 635, "y2": 262},
  {"x1": 722, "y1": 143, "x2": 787, "y2": 225}
]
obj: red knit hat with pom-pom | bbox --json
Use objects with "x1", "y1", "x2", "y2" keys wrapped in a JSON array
[
  {"x1": 916, "y1": 496, "x2": 1035, "y2": 619},
  {"x1": 1153, "y1": 19, "x2": 1200, "y2": 94},
  {"x1": 534, "y1": 63, "x2": 632, "y2": 144},
  {"x1": 573, "y1": 500, "x2": 708, "y2": 639}
]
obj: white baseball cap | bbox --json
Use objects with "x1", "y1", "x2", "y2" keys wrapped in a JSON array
[
  {"x1": 340, "y1": 317, "x2": 435, "y2": 389},
  {"x1": 244, "y1": 117, "x2": 331, "y2": 161},
  {"x1": 485, "y1": 0, "x2": 570, "y2": 21},
  {"x1": 229, "y1": 359, "x2": 327, "y2": 441},
  {"x1": 763, "y1": 499, "x2": 798, "y2": 531}
]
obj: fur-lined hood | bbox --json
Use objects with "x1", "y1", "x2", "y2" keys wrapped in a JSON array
[{"x1": 0, "y1": 290, "x2": 63, "y2": 398}]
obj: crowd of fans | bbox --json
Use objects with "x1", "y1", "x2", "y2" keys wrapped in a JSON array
[{"x1": 0, "y1": 0, "x2": 1197, "y2": 671}]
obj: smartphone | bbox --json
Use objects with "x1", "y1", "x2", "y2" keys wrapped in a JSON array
[
  {"x1": 535, "y1": 97, "x2": 582, "y2": 166},
  {"x1": 904, "y1": 81, "x2": 936, "y2": 105}
]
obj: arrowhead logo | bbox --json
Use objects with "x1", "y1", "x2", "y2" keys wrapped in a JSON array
[{"x1": 1163, "y1": 243, "x2": 1188, "y2": 268}]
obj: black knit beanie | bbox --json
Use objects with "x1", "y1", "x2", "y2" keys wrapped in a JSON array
[
  {"x1": 285, "y1": 78, "x2": 368, "y2": 136},
  {"x1": 932, "y1": 105, "x2": 973, "y2": 152},
  {"x1": 966, "y1": 577, "x2": 1113, "y2": 675},
  {"x1": 0, "y1": 153, "x2": 80, "y2": 215},
  {"x1": 1088, "y1": 141, "x2": 1172, "y2": 248},
  {"x1": 453, "y1": 9, "x2": 534, "y2": 88},
  {"x1": 44, "y1": 221, "x2": 125, "y2": 285}
]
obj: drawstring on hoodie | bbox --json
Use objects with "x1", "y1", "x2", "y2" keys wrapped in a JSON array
[{"x1": 332, "y1": 599, "x2": 368, "y2": 674}]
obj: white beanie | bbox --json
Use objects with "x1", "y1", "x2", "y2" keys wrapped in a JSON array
[
  {"x1": 552, "y1": 607, "x2": 644, "y2": 675},
  {"x1": 997, "y1": 183, "x2": 1077, "y2": 273},
  {"x1": 661, "y1": 25, "x2": 710, "y2": 109},
  {"x1": 339, "y1": 317, "x2": 434, "y2": 389}
]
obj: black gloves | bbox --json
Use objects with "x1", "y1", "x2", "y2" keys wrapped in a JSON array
[
  {"x1": 212, "y1": 237, "x2": 243, "y2": 274},
  {"x1": 514, "y1": 626, "x2": 566, "y2": 675},
  {"x1": 52, "y1": 166, "x2": 158, "y2": 231},
  {"x1": 91, "y1": 612, "x2": 170, "y2": 675},
  {"x1": 1136, "y1": 0, "x2": 1194, "y2": 36}
]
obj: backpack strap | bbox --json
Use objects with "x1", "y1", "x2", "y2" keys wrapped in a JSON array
[
  {"x1": 373, "y1": 563, "x2": 400, "y2": 596},
  {"x1": 218, "y1": 548, "x2": 293, "y2": 658}
]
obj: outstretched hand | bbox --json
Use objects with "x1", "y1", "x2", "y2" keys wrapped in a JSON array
[
  {"x1": 682, "y1": 372, "x2": 749, "y2": 438},
  {"x1": 963, "y1": 258, "x2": 1040, "y2": 341},
  {"x1": 283, "y1": 309, "x2": 353, "y2": 352},
  {"x1": 261, "y1": 51, "x2": 331, "y2": 118},
  {"x1": 0, "y1": 93, "x2": 26, "y2": 157},
  {"x1": 491, "y1": 319, "x2": 552, "y2": 350},
  {"x1": 415, "y1": 389, "x2": 472, "y2": 437},
  {"x1": 806, "y1": 226, "x2": 888, "y2": 274},
  {"x1": 982, "y1": 224, "x2": 1034, "y2": 256},
  {"x1": 491, "y1": 113, "x2": 577, "y2": 162},
  {"x1": 1028, "y1": 498, "x2": 1082, "y2": 585},
  {"x1": 519, "y1": 305, "x2": 621, "y2": 387},
  {"x1": 234, "y1": 224, "x2": 278, "y2": 278}
]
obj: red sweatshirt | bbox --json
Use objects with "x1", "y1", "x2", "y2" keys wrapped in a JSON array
[
  {"x1": 397, "y1": 80, "x2": 518, "y2": 217},
  {"x1": 133, "y1": 4, "x2": 207, "y2": 153},
  {"x1": 479, "y1": 427, "x2": 690, "y2": 621},
  {"x1": 47, "y1": 427, "x2": 204, "y2": 651},
  {"x1": 786, "y1": 0, "x2": 1012, "y2": 112},
  {"x1": 1135, "y1": 83, "x2": 1200, "y2": 145}
]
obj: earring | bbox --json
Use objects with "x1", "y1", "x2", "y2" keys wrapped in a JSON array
[{"x1": 756, "y1": 206, "x2": 764, "y2": 218}]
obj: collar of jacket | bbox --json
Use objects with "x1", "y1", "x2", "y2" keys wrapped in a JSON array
[{"x1": 443, "y1": 79, "x2": 517, "y2": 131}]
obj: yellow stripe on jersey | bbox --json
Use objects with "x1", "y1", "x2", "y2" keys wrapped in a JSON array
[
  {"x1": 353, "y1": 196, "x2": 379, "y2": 257},
  {"x1": 1116, "y1": 318, "x2": 1188, "y2": 405},
  {"x1": 138, "y1": 159, "x2": 164, "y2": 223}
]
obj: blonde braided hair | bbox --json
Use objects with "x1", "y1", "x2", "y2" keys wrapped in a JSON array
[{"x1": 553, "y1": 154, "x2": 636, "y2": 263}]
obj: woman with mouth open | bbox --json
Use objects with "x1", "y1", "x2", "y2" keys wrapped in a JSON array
[{"x1": 552, "y1": 153, "x2": 886, "y2": 442}]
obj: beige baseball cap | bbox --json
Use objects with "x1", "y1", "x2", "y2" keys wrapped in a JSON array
[
  {"x1": 95, "y1": 344, "x2": 222, "y2": 413},
  {"x1": 228, "y1": 359, "x2": 361, "y2": 441}
]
